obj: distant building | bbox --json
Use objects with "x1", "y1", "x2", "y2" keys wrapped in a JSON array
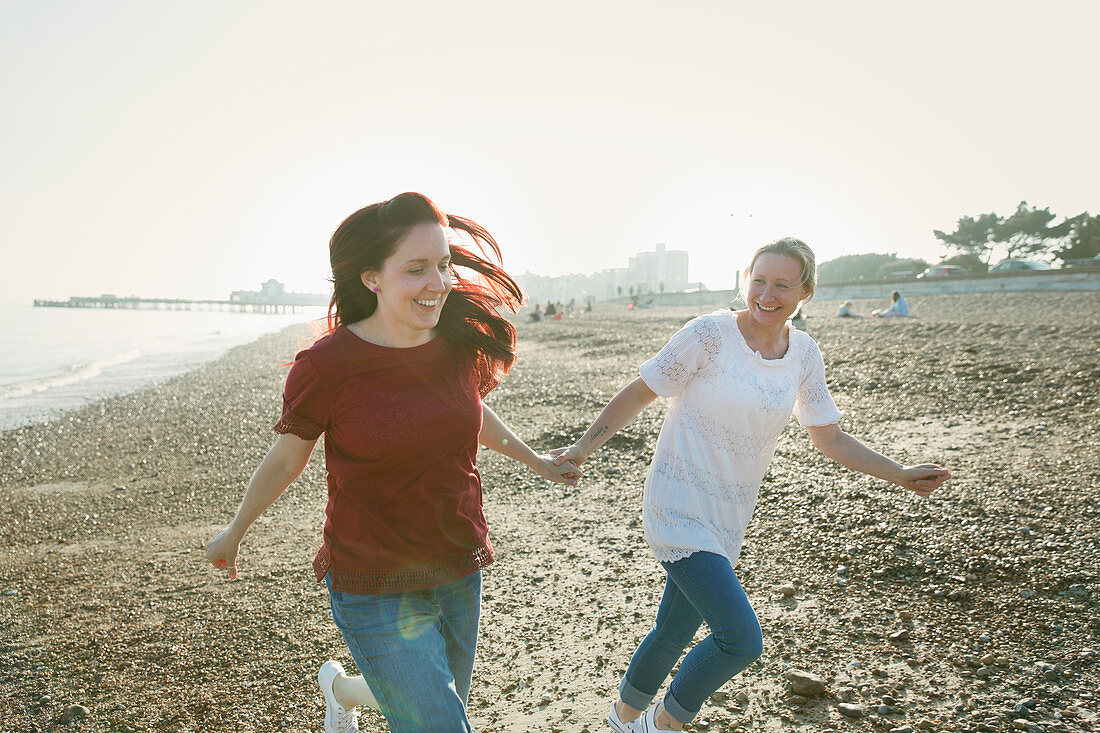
[
  {"x1": 515, "y1": 243, "x2": 691, "y2": 304},
  {"x1": 231, "y1": 279, "x2": 328, "y2": 306},
  {"x1": 628, "y1": 243, "x2": 690, "y2": 295}
]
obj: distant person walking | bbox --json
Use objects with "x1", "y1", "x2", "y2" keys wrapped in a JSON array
[
  {"x1": 872, "y1": 291, "x2": 909, "y2": 318},
  {"x1": 206, "y1": 192, "x2": 579, "y2": 733},
  {"x1": 553, "y1": 237, "x2": 949, "y2": 732}
]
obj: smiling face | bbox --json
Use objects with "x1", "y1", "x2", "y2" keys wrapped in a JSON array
[
  {"x1": 745, "y1": 252, "x2": 809, "y2": 327},
  {"x1": 360, "y1": 222, "x2": 453, "y2": 344}
]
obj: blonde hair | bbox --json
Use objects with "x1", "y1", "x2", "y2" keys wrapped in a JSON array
[{"x1": 746, "y1": 237, "x2": 816, "y2": 300}]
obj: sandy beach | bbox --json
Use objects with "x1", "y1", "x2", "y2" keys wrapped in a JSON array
[{"x1": 2, "y1": 291, "x2": 1098, "y2": 733}]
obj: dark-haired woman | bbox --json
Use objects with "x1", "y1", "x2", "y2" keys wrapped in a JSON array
[
  {"x1": 206, "y1": 192, "x2": 578, "y2": 733},
  {"x1": 553, "y1": 238, "x2": 948, "y2": 732}
]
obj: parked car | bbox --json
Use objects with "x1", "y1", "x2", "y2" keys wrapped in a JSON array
[
  {"x1": 917, "y1": 265, "x2": 968, "y2": 278},
  {"x1": 989, "y1": 259, "x2": 1053, "y2": 272}
]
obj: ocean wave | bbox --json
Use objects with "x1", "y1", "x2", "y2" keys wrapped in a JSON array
[{"x1": 0, "y1": 350, "x2": 143, "y2": 400}]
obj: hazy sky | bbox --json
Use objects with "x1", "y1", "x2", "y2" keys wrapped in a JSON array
[{"x1": 2, "y1": 0, "x2": 1097, "y2": 303}]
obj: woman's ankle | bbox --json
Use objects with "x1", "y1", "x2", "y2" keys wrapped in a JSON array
[
  {"x1": 655, "y1": 702, "x2": 684, "y2": 731},
  {"x1": 615, "y1": 699, "x2": 642, "y2": 723}
]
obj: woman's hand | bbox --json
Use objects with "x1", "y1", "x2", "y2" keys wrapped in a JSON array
[
  {"x1": 205, "y1": 526, "x2": 243, "y2": 581},
  {"x1": 549, "y1": 444, "x2": 588, "y2": 467},
  {"x1": 895, "y1": 464, "x2": 951, "y2": 497},
  {"x1": 537, "y1": 454, "x2": 582, "y2": 486}
]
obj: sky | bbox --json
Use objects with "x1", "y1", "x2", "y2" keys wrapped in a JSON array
[{"x1": 2, "y1": 0, "x2": 1097, "y2": 303}]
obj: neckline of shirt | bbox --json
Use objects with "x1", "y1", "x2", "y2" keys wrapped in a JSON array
[
  {"x1": 725, "y1": 310, "x2": 798, "y2": 365},
  {"x1": 338, "y1": 325, "x2": 446, "y2": 353}
]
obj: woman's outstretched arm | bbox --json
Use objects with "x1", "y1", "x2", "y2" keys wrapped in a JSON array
[
  {"x1": 552, "y1": 377, "x2": 659, "y2": 467},
  {"x1": 479, "y1": 403, "x2": 580, "y2": 486},
  {"x1": 805, "y1": 422, "x2": 950, "y2": 497},
  {"x1": 205, "y1": 433, "x2": 317, "y2": 579}
]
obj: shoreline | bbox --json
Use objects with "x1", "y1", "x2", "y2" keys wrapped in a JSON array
[
  {"x1": 2, "y1": 293, "x2": 1098, "y2": 732},
  {"x1": 0, "y1": 322, "x2": 318, "y2": 436}
]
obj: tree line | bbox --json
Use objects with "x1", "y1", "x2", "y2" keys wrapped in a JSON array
[
  {"x1": 933, "y1": 201, "x2": 1098, "y2": 268},
  {"x1": 818, "y1": 201, "x2": 1097, "y2": 283}
]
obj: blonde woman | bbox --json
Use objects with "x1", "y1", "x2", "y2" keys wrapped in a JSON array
[{"x1": 554, "y1": 237, "x2": 949, "y2": 732}]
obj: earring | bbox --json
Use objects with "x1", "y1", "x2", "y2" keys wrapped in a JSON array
[{"x1": 373, "y1": 287, "x2": 380, "y2": 293}]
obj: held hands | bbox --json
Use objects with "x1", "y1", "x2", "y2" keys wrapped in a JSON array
[
  {"x1": 895, "y1": 464, "x2": 951, "y2": 497},
  {"x1": 205, "y1": 526, "x2": 242, "y2": 580},
  {"x1": 538, "y1": 454, "x2": 582, "y2": 486}
]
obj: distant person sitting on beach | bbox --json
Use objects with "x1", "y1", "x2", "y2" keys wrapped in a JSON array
[
  {"x1": 529, "y1": 302, "x2": 543, "y2": 322},
  {"x1": 545, "y1": 300, "x2": 557, "y2": 317},
  {"x1": 836, "y1": 300, "x2": 855, "y2": 317},
  {"x1": 552, "y1": 237, "x2": 950, "y2": 733},
  {"x1": 205, "y1": 192, "x2": 579, "y2": 733},
  {"x1": 872, "y1": 291, "x2": 909, "y2": 318}
]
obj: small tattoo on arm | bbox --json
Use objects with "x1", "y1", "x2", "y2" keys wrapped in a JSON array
[{"x1": 591, "y1": 426, "x2": 608, "y2": 444}]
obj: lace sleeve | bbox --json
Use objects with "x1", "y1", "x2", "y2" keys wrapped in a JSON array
[
  {"x1": 639, "y1": 315, "x2": 724, "y2": 397},
  {"x1": 793, "y1": 337, "x2": 843, "y2": 427}
]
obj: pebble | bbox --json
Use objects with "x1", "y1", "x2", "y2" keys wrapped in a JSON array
[
  {"x1": 837, "y1": 703, "x2": 863, "y2": 718},
  {"x1": 60, "y1": 705, "x2": 89, "y2": 724},
  {"x1": 889, "y1": 629, "x2": 910, "y2": 642},
  {"x1": 775, "y1": 583, "x2": 797, "y2": 596},
  {"x1": 784, "y1": 669, "x2": 825, "y2": 697},
  {"x1": 735, "y1": 691, "x2": 750, "y2": 705},
  {"x1": 889, "y1": 727, "x2": 915, "y2": 733}
]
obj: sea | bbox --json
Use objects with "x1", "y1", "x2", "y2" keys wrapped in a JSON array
[{"x1": 0, "y1": 303, "x2": 327, "y2": 431}]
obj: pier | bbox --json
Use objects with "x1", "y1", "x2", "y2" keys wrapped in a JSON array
[{"x1": 33, "y1": 280, "x2": 328, "y2": 314}]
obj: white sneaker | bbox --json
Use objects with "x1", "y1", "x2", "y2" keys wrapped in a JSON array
[
  {"x1": 318, "y1": 660, "x2": 359, "y2": 733},
  {"x1": 608, "y1": 701, "x2": 639, "y2": 732}
]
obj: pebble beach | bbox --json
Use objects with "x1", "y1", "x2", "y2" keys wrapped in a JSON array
[{"x1": 2, "y1": 290, "x2": 1098, "y2": 732}]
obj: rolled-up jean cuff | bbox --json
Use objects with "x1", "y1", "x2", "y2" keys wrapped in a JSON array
[
  {"x1": 618, "y1": 677, "x2": 656, "y2": 712},
  {"x1": 662, "y1": 690, "x2": 697, "y2": 724}
]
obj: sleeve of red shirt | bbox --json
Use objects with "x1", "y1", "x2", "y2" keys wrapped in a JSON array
[{"x1": 273, "y1": 354, "x2": 333, "y2": 441}]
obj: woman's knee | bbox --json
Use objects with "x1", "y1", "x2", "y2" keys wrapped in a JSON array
[{"x1": 712, "y1": 623, "x2": 763, "y2": 663}]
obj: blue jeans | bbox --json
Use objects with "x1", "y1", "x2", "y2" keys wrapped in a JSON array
[
  {"x1": 327, "y1": 571, "x2": 481, "y2": 733},
  {"x1": 619, "y1": 552, "x2": 763, "y2": 724}
]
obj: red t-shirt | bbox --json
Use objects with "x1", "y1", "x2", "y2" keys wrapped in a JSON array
[{"x1": 274, "y1": 326, "x2": 496, "y2": 594}]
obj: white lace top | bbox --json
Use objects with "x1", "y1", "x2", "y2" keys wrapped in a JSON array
[{"x1": 638, "y1": 310, "x2": 843, "y2": 567}]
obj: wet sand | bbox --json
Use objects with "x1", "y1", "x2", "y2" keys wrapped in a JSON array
[{"x1": 2, "y1": 291, "x2": 1098, "y2": 732}]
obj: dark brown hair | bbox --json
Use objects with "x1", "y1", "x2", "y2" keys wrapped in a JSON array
[{"x1": 326, "y1": 192, "x2": 523, "y2": 388}]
